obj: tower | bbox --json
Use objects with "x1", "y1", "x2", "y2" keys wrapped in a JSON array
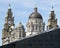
[
  {"x1": 10, "y1": 22, "x2": 25, "y2": 42},
  {"x1": 26, "y1": 7, "x2": 45, "y2": 36},
  {"x1": 47, "y1": 6, "x2": 58, "y2": 30},
  {"x1": 15, "y1": 22, "x2": 25, "y2": 39},
  {"x1": 2, "y1": 4, "x2": 15, "y2": 45}
]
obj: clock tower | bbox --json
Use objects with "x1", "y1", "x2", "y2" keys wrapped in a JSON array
[
  {"x1": 2, "y1": 4, "x2": 15, "y2": 45},
  {"x1": 47, "y1": 6, "x2": 58, "y2": 30}
]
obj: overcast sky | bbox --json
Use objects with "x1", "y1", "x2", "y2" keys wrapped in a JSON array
[{"x1": 0, "y1": 0, "x2": 60, "y2": 46}]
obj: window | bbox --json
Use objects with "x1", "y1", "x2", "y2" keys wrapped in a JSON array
[
  {"x1": 36, "y1": 25, "x2": 37, "y2": 31},
  {"x1": 39, "y1": 26, "x2": 40, "y2": 30},
  {"x1": 43, "y1": 25, "x2": 44, "y2": 31},
  {"x1": 33, "y1": 25, "x2": 34, "y2": 31}
]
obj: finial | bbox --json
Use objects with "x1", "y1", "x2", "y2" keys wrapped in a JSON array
[
  {"x1": 51, "y1": 6, "x2": 54, "y2": 11},
  {"x1": 34, "y1": 4, "x2": 37, "y2": 8},
  {"x1": 52, "y1": 6, "x2": 54, "y2": 9},
  {"x1": 9, "y1": 4, "x2": 10, "y2": 7},
  {"x1": 20, "y1": 22, "x2": 22, "y2": 24},
  {"x1": 34, "y1": 5, "x2": 37, "y2": 12},
  {"x1": 8, "y1": 4, "x2": 11, "y2": 9}
]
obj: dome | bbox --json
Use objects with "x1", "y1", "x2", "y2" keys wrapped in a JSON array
[
  {"x1": 29, "y1": 12, "x2": 42, "y2": 19},
  {"x1": 17, "y1": 22, "x2": 24, "y2": 28},
  {"x1": 29, "y1": 7, "x2": 42, "y2": 19}
]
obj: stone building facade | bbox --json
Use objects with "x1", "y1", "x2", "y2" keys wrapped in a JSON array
[
  {"x1": 2, "y1": 5, "x2": 25, "y2": 45},
  {"x1": 2, "y1": 5, "x2": 15, "y2": 45},
  {"x1": 2, "y1": 5, "x2": 58, "y2": 45}
]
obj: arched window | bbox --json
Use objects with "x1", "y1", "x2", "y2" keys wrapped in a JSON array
[
  {"x1": 33, "y1": 25, "x2": 34, "y2": 31},
  {"x1": 29, "y1": 25, "x2": 30, "y2": 29},
  {"x1": 43, "y1": 25, "x2": 44, "y2": 31},
  {"x1": 39, "y1": 26, "x2": 40, "y2": 30},
  {"x1": 36, "y1": 25, "x2": 37, "y2": 31},
  {"x1": 29, "y1": 25, "x2": 30, "y2": 31}
]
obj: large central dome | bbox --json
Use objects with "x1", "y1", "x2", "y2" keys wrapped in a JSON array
[{"x1": 29, "y1": 7, "x2": 42, "y2": 19}]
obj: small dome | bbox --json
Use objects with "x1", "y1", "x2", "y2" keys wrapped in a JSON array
[
  {"x1": 29, "y1": 7, "x2": 42, "y2": 19},
  {"x1": 17, "y1": 22, "x2": 24, "y2": 28}
]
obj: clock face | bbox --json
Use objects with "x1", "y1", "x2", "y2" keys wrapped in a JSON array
[{"x1": 8, "y1": 21, "x2": 11, "y2": 24}]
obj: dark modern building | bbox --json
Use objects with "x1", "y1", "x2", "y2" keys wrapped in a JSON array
[{"x1": 0, "y1": 28, "x2": 60, "y2": 48}]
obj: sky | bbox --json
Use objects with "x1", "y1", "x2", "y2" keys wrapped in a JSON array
[{"x1": 0, "y1": 0, "x2": 60, "y2": 46}]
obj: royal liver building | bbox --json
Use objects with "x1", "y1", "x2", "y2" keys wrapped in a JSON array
[{"x1": 2, "y1": 5, "x2": 58, "y2": 45}]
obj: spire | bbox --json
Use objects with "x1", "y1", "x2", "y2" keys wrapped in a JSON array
[
  {"x1": 51, "y1": 6, "x2": 54, "y2": 12},
  {"x1": 34, "y1": 5, "x2": 38, "y2": 12},
  {"x1": 7, "y1": 4, "x2": 13, "y2": 18},
  {"x1": 49, "y1": 6, "x2": 56, "y2": 20}
]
